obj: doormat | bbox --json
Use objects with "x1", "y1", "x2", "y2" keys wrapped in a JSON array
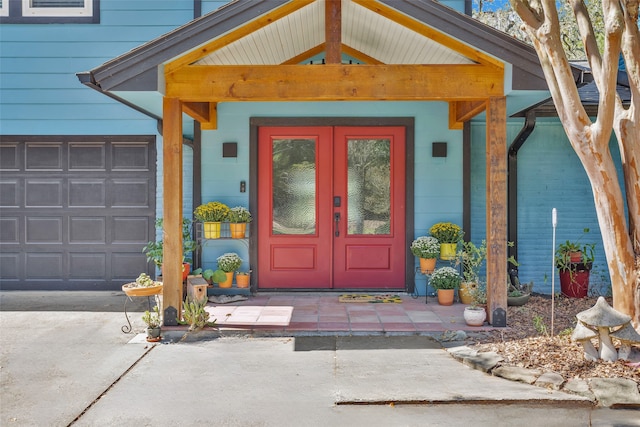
[{"x1": 338, "y1": 294, "x2": 403, "y2": 303}]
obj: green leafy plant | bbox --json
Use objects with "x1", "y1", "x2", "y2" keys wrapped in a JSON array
[
  {"x1": 410, "y1": 236, "x2": 440, "y2": 258},
  {"x1": 217, "y1": 253, "x2": 242, "y2": 272},
  {"x1": 194, "y1": 201, "x2": 230, "y2": 222},
  {"x1": 228, "y1": 206, "x2": 252, "y2": 223},
  {"x1": 469, "y1": 282, "x2": 487, "y2": 307},
  {"x1": 456, "y1": 240, "x2": 487, "y2": 283},
  {"x1": 533, "y1": 315, "x2": 548, "y2": 336},
  {"x1": 142, "y1": 305, "x2": 161, "y2": 329},
  {"x1": 430, "y1": 266, "x2": 462, "y2": 290},
  {"x1": 133, "y1": 273, "x2": 159, "y2": 288},
  {"x1": 555, "y1": 228, "x2": 595, "y2": 272},
  {"x1": 180, "y1": 297, "x2": 216, "y2": 331},
  {"x1": 429, "y1": 222, "x2": 464, "y2": 244},
  {"x1": 142, "y1": 218, "x2": 198, "y2": 267}
]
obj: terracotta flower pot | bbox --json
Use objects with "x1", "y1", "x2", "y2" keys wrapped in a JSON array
[
  {"x1": 218, "y1": 271, "x2": 234, "y2": 288},
  {"x1": 419, "y1": 257, "x2": 437, "y2": 274},
  {"x1": 236, "y1": 273, "x2": 250, "y2": 288},
  {"x1": 230, "y1": 223, "x2": 247, "y2": 239},
  {"x1": 437, "y1": 289, "x2": 455, "y2": 306}
]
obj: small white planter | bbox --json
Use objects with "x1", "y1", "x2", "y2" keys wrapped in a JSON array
[{"x1": 464, "y1": 306, "x2": 486, "y2": 326}]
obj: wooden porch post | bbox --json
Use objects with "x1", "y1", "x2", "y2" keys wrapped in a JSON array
[
  {"x1": 485, "y1": 96, "x2": 507, "y2": 327},
  {"x1": 162, "y1": 97, "x2": 183, "y2": 326}
]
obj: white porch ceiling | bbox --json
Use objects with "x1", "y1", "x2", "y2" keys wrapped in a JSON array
[{"x1": 193, "y1": 0, "x2": 474, "y2": 66}]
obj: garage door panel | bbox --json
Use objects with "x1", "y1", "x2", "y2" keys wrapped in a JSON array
[
  {"x1": 25, "y1": 143, "x2": 63, "y2": 170},
  {"x1": 69, "y1": 180, "x2": 106, "y2": 207},
  {"x1": 112, "y1": 179, "x2": 150, "y2": 207},
  {"x1": 112, "y1": 253, "x2": 148, "y2": 279},
  {"x1": 69, "y1": 217, "x2": 106, "y2": 243},
  {"x1": 0, "y1": 253, "x2": 20, "y2": 279},
  {"x1": 0, "y1": 180, "x2": 19, "y2": 207},
  {"x1": 26, "y1": 179, "x2": 63, "y2": 207},
  {"x1": 0, "y1": 144, "x2": 20, "y2": 170},
  {"x1": 112, "y1": 144, "x2": 149, "y2": 170},
  {"x1": 69, "y1": 253, "x2": 106, "y2": 278},
  {"x1": 69, "y1": 143, "x2": 106, "y2": 170},
  {"x1": 0, "y1": 217, "x2": 19, "y2": 243},
  {"x1": 112, "y1": 217, "x2": 149, "y2": 243},
  {"x1": 26, "y1": 253, "x2": 63, "y2": 278},
  {"x1": 26, "y1": 217, "x2": 63, "y2": 243}
]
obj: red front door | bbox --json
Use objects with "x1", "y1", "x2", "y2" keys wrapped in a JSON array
[{"x1": 258, "y1": 126, "x2": 405, "y2": 289}]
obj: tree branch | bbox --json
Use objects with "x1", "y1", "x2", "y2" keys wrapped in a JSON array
[{"x1": 570, "y1": 0, "x2": 602, "y2": 79}]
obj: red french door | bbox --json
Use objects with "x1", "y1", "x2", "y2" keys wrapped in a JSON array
[{"x1": 257, "y1": 126, "x2": 405, "y2": 289}]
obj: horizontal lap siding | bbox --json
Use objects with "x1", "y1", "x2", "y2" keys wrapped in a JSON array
[
  {"x1": 470, "y1": 120, "x2": 616, "y2": 295},
  {"x1": 0, "y1": 1, "x2": 194, "y2": 136}
]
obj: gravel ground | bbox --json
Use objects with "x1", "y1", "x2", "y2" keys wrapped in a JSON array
[{"x1": 467, "y1": 294, "x2": 640, "y2": 382}]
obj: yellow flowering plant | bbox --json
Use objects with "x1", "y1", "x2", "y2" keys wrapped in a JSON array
[
  {"x1": 429, "y1": 222, "x2": 464, "y2": 244},
  {"x1": 194, "y1": 201, "x2": 230, "y2": 222}
]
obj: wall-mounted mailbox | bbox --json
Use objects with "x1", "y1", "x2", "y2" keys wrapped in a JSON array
[{"x1": 432, "y1": 142, "x2": 447, "y2": 158}]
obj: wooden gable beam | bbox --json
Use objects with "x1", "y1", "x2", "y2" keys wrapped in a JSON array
[
  {"x1": 182, "y1": 101, "x2": 218, "y2": 129},
  {"x1": 167, "y1": 64, "x2": 504, "y2": 101},
  {"x1": 325, "y1": 0, "x2": 341, "y2": 64},
  {"x1": 449, "y1": 100, "x2": 487, "y2": 129}
]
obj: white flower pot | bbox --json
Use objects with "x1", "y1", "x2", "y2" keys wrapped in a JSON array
[{"x1": 464, "y1": 306, "x2": 486, "y2": 326}]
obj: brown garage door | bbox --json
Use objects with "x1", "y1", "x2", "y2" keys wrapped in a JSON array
[{"x1": 0, "y1": 136, "x2": 156, "y2": 290}]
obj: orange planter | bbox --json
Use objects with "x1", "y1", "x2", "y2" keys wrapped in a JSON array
[
  {"x1": 218, "y1": 271, "x2": 234, "y2": 288},
  {"x1": 236, "y1": 273, "x2": 250, "y2": 288},
  {"x1": 229, "y1": 223, "x2": 247, "y2": 239},
  {"x1": 419, "y1": 257, "x2": 437, "y2": 274},
  {"x1": 437, "y1": 289, "x2": 455, "y2": 306}
]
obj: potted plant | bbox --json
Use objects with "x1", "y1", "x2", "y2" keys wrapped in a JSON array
[
  {"x1": 455, "y1": 240, "x2": 486, "y2": 304},
  {"x1": 464, "y1": 282, "x2": 487, "y2": 326},
  {"x1": 235, "y1": 270, "x2": 251, "y2": 288},
  {"x1": 142, "y1": 305, "x2": 161, "y2": 341},
  {"x1": 228, "y1": 206, "x2": 252, "y2": 239},
  {"x1": 429, "y1": 222, "x2": 464, "y2": 260},
  {"x1": 194, "y1": 201, "x2": 231, "y2": 239},
  {"x1": 410, "y1": 236, "x2": 440, "y2": 274},
  {"x1": 122, "y1": 272, "x2": 163, "y2": 297},
  {"x1": 429, "y1": 266, "x2": 461, "y2": 305},
  {"x1": 142, "y1": 218, "x2": 198, "y2": 281},
  {"x1": 555, "y1": 228, "x2": 595, "y2": 298},
  {"x1": 217, "y1": 253, "x2": 242, "y2": 288}
]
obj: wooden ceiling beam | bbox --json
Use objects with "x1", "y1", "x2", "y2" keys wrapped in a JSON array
[
  {"x1": 182, "y1": 101, "x2": 218, "y2": 129},
  {"x1": 449, "y1": 100, "x2": 487, "y2": 129},
  {"x1": 167, "y1": 64, "x2": 503, "y2": 101}
]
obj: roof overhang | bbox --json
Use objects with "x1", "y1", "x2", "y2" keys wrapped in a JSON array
[{"x1": 77, "y1": 0, "x2": 555, "y2": 130}]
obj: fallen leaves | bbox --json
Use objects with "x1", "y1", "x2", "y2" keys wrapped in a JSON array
[{"x1": 470, "y1": 294, "x2": 640, "y2": 382}]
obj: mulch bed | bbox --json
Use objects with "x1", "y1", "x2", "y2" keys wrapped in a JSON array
[{"x1": 467, "y1": 294, "x2": 639, "y2": 382}]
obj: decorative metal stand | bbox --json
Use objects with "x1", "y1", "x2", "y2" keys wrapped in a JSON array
[{"x1": 120, "y1": 283, "x2": 163, "y2": 334}]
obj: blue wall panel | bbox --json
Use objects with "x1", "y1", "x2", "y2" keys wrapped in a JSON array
[
  {"x1": 0, "y1": 0, "x2": 194, "y2": 136},
  {"x1": 470, "y1": 119, "x2": 619, "y2": 296}
]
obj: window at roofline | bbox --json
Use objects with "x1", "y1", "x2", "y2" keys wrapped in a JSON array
[{"x1": 0, "y1": 0, "x2": 99, "y2": 23}]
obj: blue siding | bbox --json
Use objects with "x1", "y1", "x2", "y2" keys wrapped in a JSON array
[
  {"x1": 470, "y1": 119, "x2": 620, "y2": 295},
  {"x1": 0, "y1": 0, "x2": 194, "y2": 136}
]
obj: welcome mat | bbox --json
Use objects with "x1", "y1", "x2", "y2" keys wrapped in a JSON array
[{"x1": 338, "y1": 294, "x2": 403, "y2": 303}]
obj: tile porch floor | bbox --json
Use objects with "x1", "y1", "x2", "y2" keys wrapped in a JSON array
[{"x1": 197, "y1": 294, "x2": 498, "y2": 335}]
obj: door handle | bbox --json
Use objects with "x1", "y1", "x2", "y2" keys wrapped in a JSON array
[{"x1": 334, "y1": 212, "x2": 340, "y2": 237}]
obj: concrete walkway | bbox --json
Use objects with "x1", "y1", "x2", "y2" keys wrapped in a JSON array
[{"x1": 1, "y1": 291, "x2": 638, "y2": 426}]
